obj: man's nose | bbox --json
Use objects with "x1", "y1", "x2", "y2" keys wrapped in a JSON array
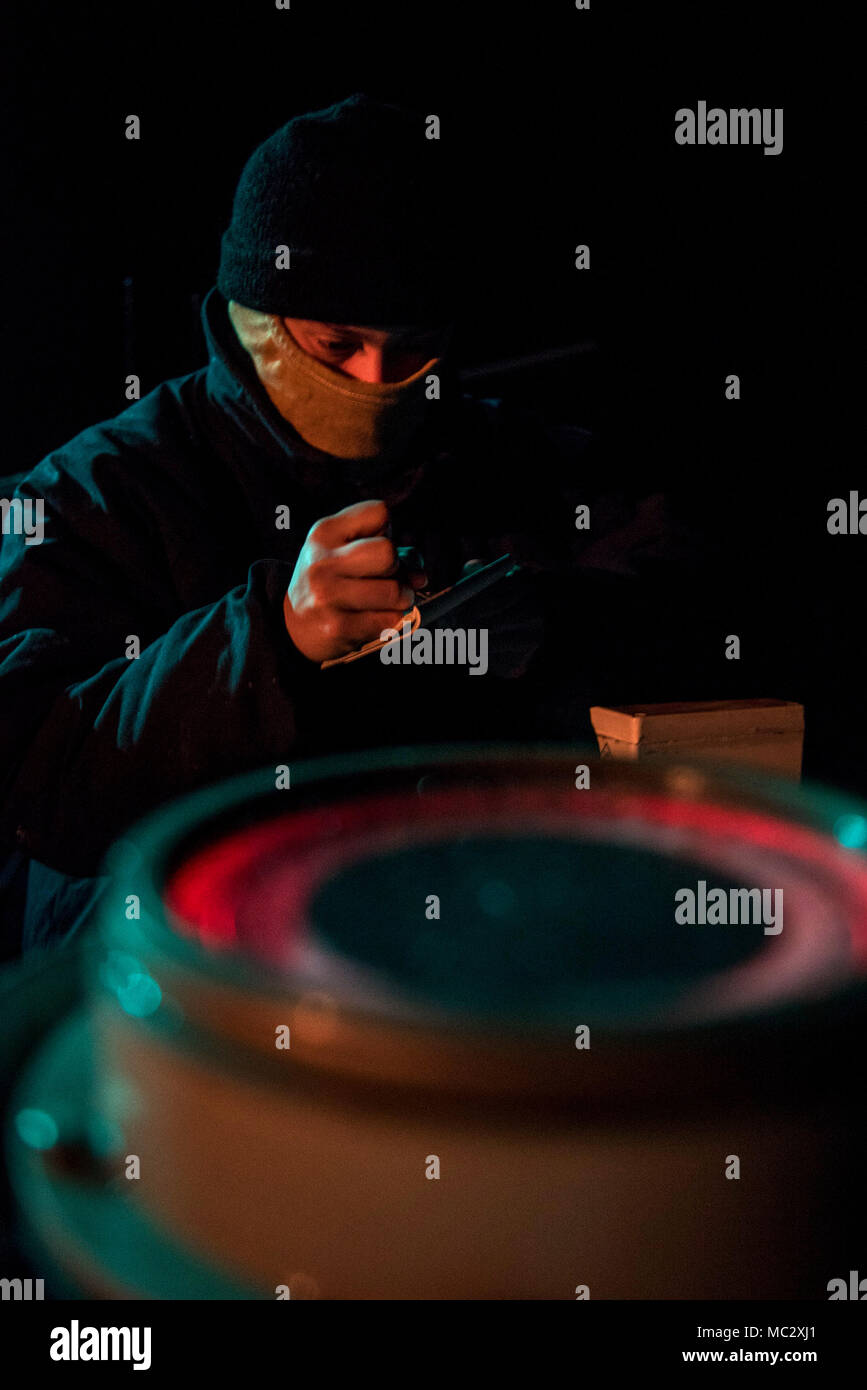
[{"x1": 350, "y1": 348, "x2": 425, "y2": 384}]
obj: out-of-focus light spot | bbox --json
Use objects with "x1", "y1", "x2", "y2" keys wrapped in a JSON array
[
  {"x1": 477, "y1": 879, "x2": 518, "y2": 917},
  {"x1": 15, "y1": 1108, "x2": 59, "y2": 1151},
  {"x1": 117, "y1": 972, "x2": 162, "y2": 1017},
  {"x1": 99, "y1": 950, "x2": 143, "y2": 995},
  {"x1": 834, "y1": 814, "x2": 867, "y2": 849}
]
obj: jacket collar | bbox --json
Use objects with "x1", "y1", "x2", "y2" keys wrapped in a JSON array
[{"x1": 202, "y1": 284, "x2": 323, "y2": 467}]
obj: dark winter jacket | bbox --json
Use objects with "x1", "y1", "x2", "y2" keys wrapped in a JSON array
[{"x1": 0, "y1": 287, "x2": 757, "y2": 954}]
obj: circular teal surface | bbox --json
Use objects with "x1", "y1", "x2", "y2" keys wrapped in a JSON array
[{"x1": 310, "y1": 836, "x2": 764, "y2": 1023}]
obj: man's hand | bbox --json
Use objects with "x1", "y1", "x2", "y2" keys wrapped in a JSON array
[{"x1": 283, "y1": 500, "x2": 426, "y2": 663}]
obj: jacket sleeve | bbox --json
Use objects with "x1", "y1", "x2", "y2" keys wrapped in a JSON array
[{"x1": 0, "y1": 460, "x2": 319, "y2": 878}]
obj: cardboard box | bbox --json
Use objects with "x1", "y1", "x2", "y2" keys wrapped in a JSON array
[{"x1": 589, "y1": 698, "x2": 804, "y2": 780}]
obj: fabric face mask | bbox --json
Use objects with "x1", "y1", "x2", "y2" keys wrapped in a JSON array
[{"x1": 227, "y1": 300, "x2": 441, "y2": 462}]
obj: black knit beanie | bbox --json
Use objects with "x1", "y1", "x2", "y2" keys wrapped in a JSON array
[{"x1": 217, "y1": 93, "x2": 460, "y2": 328}]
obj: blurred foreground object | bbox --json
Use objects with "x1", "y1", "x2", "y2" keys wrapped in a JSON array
[{"x1": 2, "y1": 744, "x2": 865, "y2": 1299}]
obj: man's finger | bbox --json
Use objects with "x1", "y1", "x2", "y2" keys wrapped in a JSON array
[
  {"x1": 329, "y1": 576, "x2": 415, "y2": 612},
  {"x1": 330, "y1": 534, "x2": 398, "y2": 577},
  {"x1": 312, "y1": 499, "x2": 389, "y2": 549}
]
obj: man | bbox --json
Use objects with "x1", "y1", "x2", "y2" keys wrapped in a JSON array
[{"x1": 0, "y1": 93, "x2": 744, "y2": 954}]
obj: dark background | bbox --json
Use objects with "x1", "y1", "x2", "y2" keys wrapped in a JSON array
[
  {"x1": 1, "y1": 1, "x2": 859, "y2": 789},
  {"x1": 1, "y1": 3, "x2": 861, "y2": 1304}
]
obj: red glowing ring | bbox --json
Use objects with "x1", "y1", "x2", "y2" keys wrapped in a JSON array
[{"x1": 163, "y1": 784, "x2": 867, "y2": 1023}]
